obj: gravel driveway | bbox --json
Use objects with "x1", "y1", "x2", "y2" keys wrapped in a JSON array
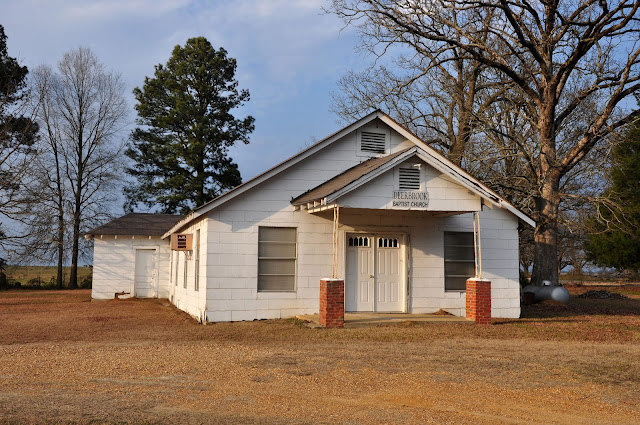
[{"x1": 1, "y1": 290, "x2": 639, "y2": 424}]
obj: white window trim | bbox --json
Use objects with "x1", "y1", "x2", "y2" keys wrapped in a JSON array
[
  {"x1": 183, "y1": 251, "x2": 189, "y2": 289},
  {"x1": 443, "y1": 231, "x2": 476, "y2": 292},
  {"x1": 257, "y1": 226, "x2": 297, "y2": 292},
  {"x1": 194, "y1": 229, "x2": 200, "y2": 292}
]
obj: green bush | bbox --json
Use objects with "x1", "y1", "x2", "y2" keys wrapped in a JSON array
[
  {"x1": 79, "y1": 274, "x2": 92, "y2": 289},
  {"x1": 27, "y1": 277, "x2": 41, "y2": 287}
]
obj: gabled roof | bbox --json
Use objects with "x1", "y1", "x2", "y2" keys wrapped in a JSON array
[
  {"x1": 163, "y1": 110, "x2": 391, "y2": 237},
  {"x1": 163, "y1": 110, "x2": 534, "y2": 237},
  {"x1": 86, "y1": 213, "x2": 184, "y2": 239}
]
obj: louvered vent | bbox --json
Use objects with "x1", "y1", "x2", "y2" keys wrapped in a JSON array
[
  {"x1": 399, "y1": 167, "x2": 421, "y2": 191},
  {"x1": 360, "y1": 131, "x2": 387, "y2": 153}
]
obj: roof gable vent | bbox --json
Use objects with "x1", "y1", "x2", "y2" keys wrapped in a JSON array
[
  {"x1": 359, "y1": 130, "x2": 387, "y2": 154},
  {"x1": 398, "y1": 167, "x2": 421, "y2": 191}
]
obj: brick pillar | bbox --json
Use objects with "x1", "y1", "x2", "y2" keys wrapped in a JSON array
[
  {"x1": 466, "y1": 278, "x2": 492, "y2": 325},
  {"x1": 319, "y1": 278, "x2": 344, "y2": 328}
]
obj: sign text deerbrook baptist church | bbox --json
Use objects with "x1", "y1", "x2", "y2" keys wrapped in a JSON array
[{"x1": 392, "y1": 190, "x2": 429, "y2": 210}]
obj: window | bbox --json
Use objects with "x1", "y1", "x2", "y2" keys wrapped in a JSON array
[
  {"x1": 348, "y1": 236, "x2": 369, "y2": 247},
  {"x1": 194, "y1": 229, "x2": 200, "y2": 292},
  {"x1": 398, "y1": 166, "x2": 421, "y2": 191},
  {"x1": 173, "y1": 251, "x2": 178, "y2": 287},
  {"x1": 183, "y1": 252, "x2": 189, "y2": 289},
  {"x1": 358, "y1": 127, "x2": 389, "y2": 156},
  {"x1": 378, "y1": 237, "x2": 399, "y2": 248},
  {"x1": 444, "y1": 232, "x2": 476, "y2": 291},
  {"x1": 170, "y1": 251, "x2": 174, "y2": 287},
  {"x1": 258, "y1": 227, "x2": 296, "y2": 292}
]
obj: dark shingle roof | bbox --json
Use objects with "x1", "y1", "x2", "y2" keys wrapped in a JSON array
[
  {"x1": 291, "y1": 148, "x2": 411, "y2": 205},
  {"x1": 86, "y1": 213, "x2": 184, "y2": 237}
]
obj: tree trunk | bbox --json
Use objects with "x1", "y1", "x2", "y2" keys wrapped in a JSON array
[
  {"x1": 530, "y1": 99, "x2": 561, "y2": 285},
  {"x1": 69, "y1": 145, "x2": 82, "y2": 290},
  {"x1": 530, "y1": 182, "x2": 560, "y2": 285},
  {"x1": 69, "y1": 211, "x2": 80, "y2": 289},
  {"x1": 55, "y1": 183, "x2": 64, "y2": 289},
  {"x1": 56, "y1": 224, "x2": 64, "y2": 289}
]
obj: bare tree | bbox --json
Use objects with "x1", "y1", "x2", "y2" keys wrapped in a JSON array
[
  {"x1": 330, "y1": 0, "x2": 640, "y2": 284},
  {"x1": 26, "y1": 47, "x2": 127, "y2": 288},
  {"x1": 331, "y1": 6, "x2": 507, "y2": 166}
]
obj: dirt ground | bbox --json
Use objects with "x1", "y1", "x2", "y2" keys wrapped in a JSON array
[{"x1": 1, "y1": 289, "x2": 639, "y2": 424}]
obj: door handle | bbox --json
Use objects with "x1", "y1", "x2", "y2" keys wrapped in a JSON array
[{"x1": 369, "y1": 274, "x2": 374, "y2": 278}]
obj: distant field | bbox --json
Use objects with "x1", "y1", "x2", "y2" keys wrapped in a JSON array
[{"x1": 4, "y1": 265, "x2": 92, "y2": 288}]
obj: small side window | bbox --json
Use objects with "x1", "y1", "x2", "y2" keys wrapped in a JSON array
[{"x1": 194, "y1": 229, "x2": 200, "y2": 292}]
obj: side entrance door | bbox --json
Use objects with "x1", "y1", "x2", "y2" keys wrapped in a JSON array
[
  {"x1": 345, "y1": 235, "x2": 404, "y2": 312},
  {"x1": 134, "y1": 249, "x2": 157, "y2": 298}
]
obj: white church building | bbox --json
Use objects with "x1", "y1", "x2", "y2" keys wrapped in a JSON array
[{"x1": 87, "y1": 110, "x2": 534, "y2": 323}]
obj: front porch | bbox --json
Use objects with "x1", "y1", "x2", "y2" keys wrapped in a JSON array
[{"x1": 296, "y1": 312, "x2": 472, "y2": 328}]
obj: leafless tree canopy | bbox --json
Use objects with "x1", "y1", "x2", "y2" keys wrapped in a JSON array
[
  {"x1": 330, "y1": 0, "x2": 640, "y2": 284},
  {"x1": 22, "y1": 47, "x2": 127, "y2": 288}
]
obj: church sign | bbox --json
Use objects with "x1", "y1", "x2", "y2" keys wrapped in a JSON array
[{"x1": 392, "y1": 190, "x2": 429, "y2": 210}]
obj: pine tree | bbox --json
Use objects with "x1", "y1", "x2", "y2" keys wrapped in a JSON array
[
  {"x1": 584, "y1": 121, "x2": 640, "y2": 274},
  {"x1": 0, "y1": 24, "x2": 38, "y2": 241},
  {"x1": 125, "y1": 37, "x2": 254, "y2": 214}
]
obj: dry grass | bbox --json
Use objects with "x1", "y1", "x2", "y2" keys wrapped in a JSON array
[
  {"x1": 1, "y1": 288, "x2": 639, "y2": 424},
  {"x1": 4, "y1": 265, "x2": 92, "y2": 287}
]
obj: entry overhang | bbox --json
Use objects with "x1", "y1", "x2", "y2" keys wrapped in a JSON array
[{"x1": 291, "y1": 146, "x2": 534, "y2": 227}]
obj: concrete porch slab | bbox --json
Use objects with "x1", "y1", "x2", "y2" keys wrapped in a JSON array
[{"x1": 295, "y1": 312, "x2": 472, "y2": 328}]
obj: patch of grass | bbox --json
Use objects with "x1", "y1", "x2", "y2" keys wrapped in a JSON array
[{"x1": 4, "y1": 265, "x2": 92, "y2": 289}]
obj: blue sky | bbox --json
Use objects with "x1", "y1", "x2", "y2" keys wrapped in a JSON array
[{"x1": 3, "y1": 0, "x2": 365, "y2": 183}]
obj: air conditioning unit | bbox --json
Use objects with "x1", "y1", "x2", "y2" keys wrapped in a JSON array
[{"x1": 171, "y1": 233, "x2": 193, "y2": 251}]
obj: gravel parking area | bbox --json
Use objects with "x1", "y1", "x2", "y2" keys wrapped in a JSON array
[{"x1": 1, "y1": 290, "x2": 639, "y2": 424}]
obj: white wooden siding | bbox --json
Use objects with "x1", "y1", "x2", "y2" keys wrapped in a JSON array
[
  {"x1": 200, "y1": 121, "x2": 521, "y2": 321},
  {"x1": 92, "y1": 236, "x2": 171, "y2": 300},
  {"x1": 337, "y1": 160, "x2": 481, "y2": 211},
  {"x1": 168, "y1": 218, "x2": 207, "y2": 321}
]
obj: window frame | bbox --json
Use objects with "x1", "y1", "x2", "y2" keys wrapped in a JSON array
[
  {"x1": 194, "y1": 229, "x2": 200, "y2": 292},
  {"x1": 173, "y1": 250, "x2": 179, "y2": 287},
  {"x1": 183, "y1": 251, "x2": 188, "y2": 289},
  {"x1": 443, "y1": 231, "x2": 476, "y2": 292},
  {"x1": 257, "y1": 227, "x2": 297, "y2": 292}
]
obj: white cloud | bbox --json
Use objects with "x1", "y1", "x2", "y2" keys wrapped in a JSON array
[
  {"x1": 59, "y1": 0, "x2": 192, "y2": 21},
  {"x1": 2, "y1": 0, "x2": 364, "y2": 182}
]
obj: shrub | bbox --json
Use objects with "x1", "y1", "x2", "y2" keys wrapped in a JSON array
[
  {"x1": 79, "y1": 274, "x2": 92, "y2": 289},
  {"x1": 27, "y1": 277, "x2": 41, "y2": 287}
]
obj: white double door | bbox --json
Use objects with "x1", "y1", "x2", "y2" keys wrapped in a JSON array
[{"x1": 345, "y1": 234, "x2": 404, "y2": 312}]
